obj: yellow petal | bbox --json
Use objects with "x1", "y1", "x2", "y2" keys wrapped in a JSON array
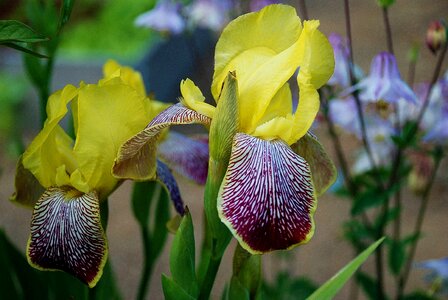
[
  {"x1": 292, "y1": 69, "x2": 320, "y2": 142},
  {"x1": 256, "y1": 83, "x2": 292, "y2": 127},
  {"x1": 296, "y1": 20, "x2": 335, "y2": 89},
  {"x1": 22, "y1": 85, "x2": 78, "y2": 187},
  {"x1": 212, "y1": 4, "x2": 303, "y2": 133},
  {"x1": 103, "y1": 59, "x2": 147, "y2": 96},
  {"x1": 252, "y1": 115, "x2": 295, "y2": 143},
  {"x1": 179, "y1": 78, "x2": 215, "y2": 118},
  {"x1": 73, "y1": 81, "x2": 150, "y2": 198}
]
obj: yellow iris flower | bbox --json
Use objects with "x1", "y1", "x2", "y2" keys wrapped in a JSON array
[
  {"x1": 113, "y1": 4, "x2": 336, "y2": 254},
  {"x1": 12, "y1": 60, "x2": 167, "y2": 287}
]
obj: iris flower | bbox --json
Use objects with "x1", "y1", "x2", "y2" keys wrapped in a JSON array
[
  {"x1": 113, "y1": 4, "x2": 336, "y2": 254},
  {"x1": 11, "y1": 61, "x2": 194, "y2": 287}
]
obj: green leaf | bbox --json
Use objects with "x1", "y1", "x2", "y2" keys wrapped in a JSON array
[
  {"x1": 204, "y1": 71, "x2": 239, "y2": 256},
  {"x1": 2, "y1": 42, "x2": 48, "y2": 58},
  {"x1": 169, "y1": 210, "x2": 198, "y2": 297},
  {"x1": 388, "y1": 239, "x2": 406, "y2": 275},
  {"x1": 0, "y1": 20, "x2": 48, "y2": 43},
  {"x1": 307, "y1": 237, "x2": 385, "y2": 300},
  {"x1": 356, "y1": 272, "x2": 384, "y2": 300},
  {"x1": 261, "y1": 273, "x2": 317, "y2": 300},
  {"x1": 58, "y1": 0, "x2": 75, "y2": 30},
  {"x1": 162, "y1": 275, "x2": 196, "y2": 300},
  {"x1": 351, "y1": 187, "x2": 387, "y2": 215}
]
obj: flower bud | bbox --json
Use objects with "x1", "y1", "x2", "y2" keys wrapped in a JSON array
[
  {"x1": 408, "y1": 151, "x2": 434, "y2": 195},
  {"x1": 426, "y1": 20, "x2": 447, "y2": 55}
]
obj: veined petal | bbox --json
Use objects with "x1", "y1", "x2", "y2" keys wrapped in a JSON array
[
  {"x1": 179, "y1": 78, "x2": 215, "y2": 118},
  {"x1": 212, "y1": 4, "x2": 302, "y2": 132},
  {"x1": 22, "y1": 85, "x2": 78, "y2": 188},
  {"x1": 291, "y1": 132, "x2": 337, "y2": 196},
  {"x1": 27, "y1": 187, "x2": 107, "y2": 288},
  {"x1": 11, "y1": 156, "x2": 45, "y2": 208},
  {"x1": 218, "y1": 133, "x2": 316, "y2": 254},
  {"x1": 292, "y1": 69, "x2": 320, "y2": 142},
  {"x1": 73, "y1": 81, "x2": 151, "y2": 198},
  {"x1": 156, "y1": 160, "x2": 185, "y2": 215},
  {"x1": 113, "y1": 103, "x2": 211, "y2": 180},
  {"x1": 158, "y1": 132, "x2": 209, "y2": 185}
]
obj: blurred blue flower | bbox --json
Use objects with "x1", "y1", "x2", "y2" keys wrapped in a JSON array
[
  {"x1": 135, "y1": 0, "x2": 185, "y2": 34},
  {"x1": 328, "y1": 33, "x2": 363, "y2": 88},
  {"x1": 328, "y1": 96, "x2": 360, "y2": 134},
  {"x1": 185, "y1": 0, "x2": 231, "y2": 31},
  {"x1": 352, "y1": 117, "x2": 396, "y2": 174},
  {"x1": 421, "y1": 72, "x2": 448, "y2": 144},
  {"x1": 416, "y1": 257, "x2": 448, "y2": 295},
  {"x1": 352, "y1": 52, "x2": 417, "y2": 104}
]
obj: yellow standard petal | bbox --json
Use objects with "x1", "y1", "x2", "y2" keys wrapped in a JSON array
[
  {"x1": 179, "y1": 78, "x2": 215, "y2": 118},
  {"x1": 22, "y1": 85, "x2": 78, "y2": 188},
  {"x1": 73, "y1": 81, "x2": 150, "y2": 198},
  {"x1": 296, "y1": 20, "x2": 335, "y2": 89},
  {"x1": 291, "y1": 69, "x2": 320, "y2": 142},
  {"x1": 103, "y1": 59, "x2": 147, "y2": 96},
  {"x1": 212, "y1": 4, "x2": 303, "y2": 133}
]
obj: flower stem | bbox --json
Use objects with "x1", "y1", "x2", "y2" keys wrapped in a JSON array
[
  {"x1": 382, "y1": 7, "x2": 394, "y2": 54},
  {"x1": 198, "y1": 252, "x2": 223, "y2": 300},
  {"x1": 396, "y1": 147, "x2": 444, "y2": 299},
  {"x1": 136, "y1": 226, "x2": 154, "y2": 300},
  {"x1": 298, "y1": 0, "x2": 309, "y2": 20}
]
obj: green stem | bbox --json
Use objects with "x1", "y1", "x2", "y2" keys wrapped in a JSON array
[
  {"x1": 397, "y1": 148, "x2": 444, "y2": 299},
  {"x1": 136, "y1": 227, "x2": 154, "y2": 300},
  {"x1": 198, "y1": 253, "x2": 223, "y2": 300},
  {"x1": 382, "y1": 7, "x2": 394, "y2": 55}
]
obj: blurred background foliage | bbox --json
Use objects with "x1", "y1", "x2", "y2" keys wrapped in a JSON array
[{"x1": 1, "y1": 0, "x2": 160, "y2": 61}]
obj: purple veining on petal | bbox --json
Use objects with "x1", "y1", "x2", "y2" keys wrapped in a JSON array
[
  {"x1": 27, "y1": 187, "x2": 106, "y2": 287},
  {"x1": 156, "y1": 160, "x2": 185, "y2": 215},
  {"x1": 218, "y1": 133, "x2": 316, "y2": 253},
  {"x1": 113, "y1": 103, "x2": 211, "y2": 180},
  {"x1": 158, "y1": 131, "x2": 209, "y2": 185}
]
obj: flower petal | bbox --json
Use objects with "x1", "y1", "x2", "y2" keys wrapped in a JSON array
[
  {"x1": 22, "y1": 85, "x2": 78, "y2": 188},
  {"x1": 292, "y1": 68, "x2": 320, "y2": 142},
  {"x1": 212, "y1": 4, "x2": 302, "y2": 133},
  {"x1": 158, "y1": 132, "x2": 209, "y2": 185},
  {"x1": 73, "y1": 81, "x2": 151, "y2": 198},
  {"x1": 296, "y1": 20, "x2": 335, "y2": 89},
  {"x1": 113, "y1": 103, "x2": 211, "y2": 180},
  {"x1": 179, "y1": 78, "x2": 215, "y2": 118},
  {"x1": 11, "y1": 155, "x2": 45, "y2": 208},
  {"x1": 156, "y1": 160, "x2": 185, "y2": 215},
  {"x1": 218, "y1": 133, "x2": 316, "y2": 254},
  {"x1": 27, "y1": 187, "x2": 107, "y2": 288},
  {"x1": 291, "y1": 132, "x2": 337, "y2": 196}
]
